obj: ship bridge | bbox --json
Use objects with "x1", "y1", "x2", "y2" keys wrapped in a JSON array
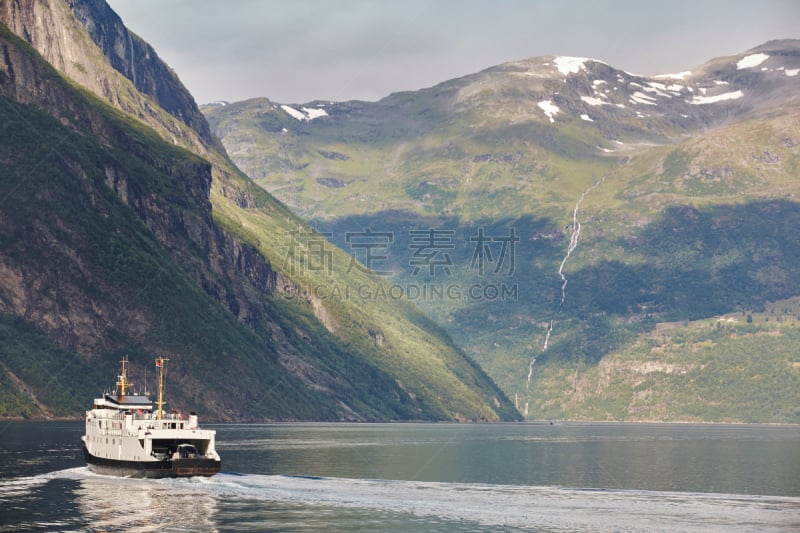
[{"x1": 93, "y1": 394, "x2": 153, "y2": 411}]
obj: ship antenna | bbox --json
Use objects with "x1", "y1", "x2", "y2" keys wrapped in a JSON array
[
  {"x1": 116, "y1": 356, "x2": 133, "y2": 398},
  {"x1": 155, "y1": 356, "x2": 169, "y2": 420}
]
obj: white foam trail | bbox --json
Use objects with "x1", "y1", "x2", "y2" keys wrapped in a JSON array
[
  {"x1": 23, "y1": 469, "x2": 800, "y2": 531},
  {"x1": 187, "y1": 474, "x2": 800, "y2": 531},
  {"x1": 0, "y1": 471, "x2": 52, "y2": 498}
]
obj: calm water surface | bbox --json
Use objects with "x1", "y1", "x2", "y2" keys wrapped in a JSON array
[{"x1": 1, "y1": 421, "x2": 798, "y2": 531}]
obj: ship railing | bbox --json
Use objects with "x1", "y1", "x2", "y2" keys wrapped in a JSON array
[
  {"x1": 91, "y1": 411, "x2": 192, "y2": 421},
  {"x1": 131, "y1": 413, "x2": 193, "y2": 423},
  {"x1": 90, "y1": 410, "x2": 199, "y2": 430}
]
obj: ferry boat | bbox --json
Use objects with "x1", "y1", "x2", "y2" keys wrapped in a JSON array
[{"x1": 81, "y1": 356, "x2": 221, "y2": 478}]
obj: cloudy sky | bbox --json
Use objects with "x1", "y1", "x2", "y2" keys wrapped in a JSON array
[{"x1": 107, "y1": 0, "x2": 798, "y2": 105}]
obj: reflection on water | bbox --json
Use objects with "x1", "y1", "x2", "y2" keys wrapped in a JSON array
[
  {"x1": 198, "y1": 473, "x2": 800, "y2": 532},
  {"x1": 73, "y1": 472, "x2": 218, "y2": 532},
  {"x1": 9, "y1": 468, "x2": 799, "y2": 532},
  {"x1": 2, "y1": 421, "x2": 800, "y2": 531},
  {"x1": 218, "y1": 422, "x2": 800, "y2": 497}
]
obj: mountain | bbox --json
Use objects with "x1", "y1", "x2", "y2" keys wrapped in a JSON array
[
  {"x1": 205, "y1": 40, "x2": 800, "y2": 422},
  {"x1": 0, "y1": 0, "x2": 519, "y2": 422}
]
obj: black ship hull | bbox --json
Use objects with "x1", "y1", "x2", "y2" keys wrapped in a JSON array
[{"x1": 82, "y1": 444, "x2": 220, "y2": 478}]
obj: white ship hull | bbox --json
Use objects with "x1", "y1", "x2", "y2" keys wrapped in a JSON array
[
  {"x1": 82, "y1": 357, "x2": 221, "y2": 478},
  {"x1": 82, "y1": 443, "x2": 220, "y2": 478}
]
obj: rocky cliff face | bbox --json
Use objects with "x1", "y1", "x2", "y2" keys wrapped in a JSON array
[
  {"x1": 0, "y1": 1, "x2": 519, "y2": 421},
  {"x1": 0, "y1": 24, "x2": 398, "y2": 419},
  {"x1": 0, "y1": 2, "x2": 285, "y2": 324},
  {"x1": 68, "y1": 0, "x2": 215, "y2": 144},
  {"x1": 0, "y1": 22, "x2": 275, "y2": 340},
  {"x1": 0, "y1": 0, "x2": 211, "y2": 151}
]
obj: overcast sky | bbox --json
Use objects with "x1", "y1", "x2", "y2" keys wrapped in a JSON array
[{"x1": 107, "y1": 0, "x2": 798, "y2": 105}]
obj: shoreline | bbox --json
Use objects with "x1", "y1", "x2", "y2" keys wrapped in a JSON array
[{"x1": 2, "y1": 417, "x2": 799, "y2": 427}]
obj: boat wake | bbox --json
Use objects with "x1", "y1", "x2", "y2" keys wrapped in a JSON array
[{"x1": 14, "y1": 467, "x2": 798, "y2": 532}]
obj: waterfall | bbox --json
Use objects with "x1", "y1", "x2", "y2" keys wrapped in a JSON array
[
  {"x1": 524, "y1": 175, "x2": 605, "y2": 413},
  {"x1": 128, "y1": 31, "x2": 137, "y2": 88}
]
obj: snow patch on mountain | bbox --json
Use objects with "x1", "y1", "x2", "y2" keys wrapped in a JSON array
[
  {"x1": 554, "y1": 56, "x2": 591, "y2": 75},
  {"x1": 280, "y1": 105, "x2": 329, "y2": 121},
  {"x1": 642, "y1": 82, "x2": 673, "y2": 98},
  {"x1": 689, "y1": 90, "x2": 744, "y2": 105},
  {"x1": 654, "y1": 71, "x2": 692, "y2": 80},
  {"x1": 281, "y1": 105, "x2": 306, "y2": 121},
  {"x1": 303, "y1": 107, "x2": 329, "y2": 120},
  {"x1": 580, "y1": 114, "x2": 593, "y2": 122},
  {"x1": 630, "y1": 92, "x2": 658, "y2": 106},
  {"x1": 538, "y1": 100, "x2": 560, "y2": 122},
  {"x1": 786, "y1": 69, "x2": 799, "y2": 77},
  {"x1": 737, "y1": 53, "x2": 769, "y2": 70},
  {"x1": 581, "y1": 95, "x2": 607, "y2": 106}
]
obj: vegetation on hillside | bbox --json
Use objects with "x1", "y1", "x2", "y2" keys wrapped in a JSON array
[
  {"x1": 0, "y1": 23, "x2": 519, "y2": 421},
  {"x1": 205, "y1": 44, "x2": 800, "y2": 422}
]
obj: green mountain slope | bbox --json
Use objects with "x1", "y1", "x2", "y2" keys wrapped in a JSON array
[
  {"x1": 206, "y1": 41, "x2": 800, "y2": 422},
  {"x1": 0, "y1": 2, "x2": 518, "y2": 422}
]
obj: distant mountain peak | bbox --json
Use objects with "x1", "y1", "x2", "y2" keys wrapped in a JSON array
[
  {"x1": 552, "y1": 56, "x2": 608, "y2": 75},
  {"x1": 204, "y1": 39, "x2": 800, "y2": 424}
]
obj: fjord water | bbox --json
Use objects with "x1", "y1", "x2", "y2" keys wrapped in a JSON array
[{"x1": 1, "y1": 422, "x2": 798, "y2": 531}]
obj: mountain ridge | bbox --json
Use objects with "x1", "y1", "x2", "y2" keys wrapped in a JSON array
[
  {"x1": 205, "y1": 39, "x2": 800, "y2": 422},
  {"x1": 204, "y1": 39, "x2": 800, "y2": 224}
]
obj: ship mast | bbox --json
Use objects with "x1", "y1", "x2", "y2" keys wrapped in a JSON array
[
  {"x1": 155, "y1": 356, "x2": 169, "y2": 419},
  {"x1": 116, "y1": 356, "x2": 132, "y2": 399}
]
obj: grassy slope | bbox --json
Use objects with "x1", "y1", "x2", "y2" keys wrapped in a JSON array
[
  {"x1": 198, "y1": 106, "x2": 521, "y2": 422},
  {"x1": 206, "y1": 88, "x2": 800, "y2": 422},
  {"x1": 0, "y1": 96, "x2": 404, "y2": 421}
]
